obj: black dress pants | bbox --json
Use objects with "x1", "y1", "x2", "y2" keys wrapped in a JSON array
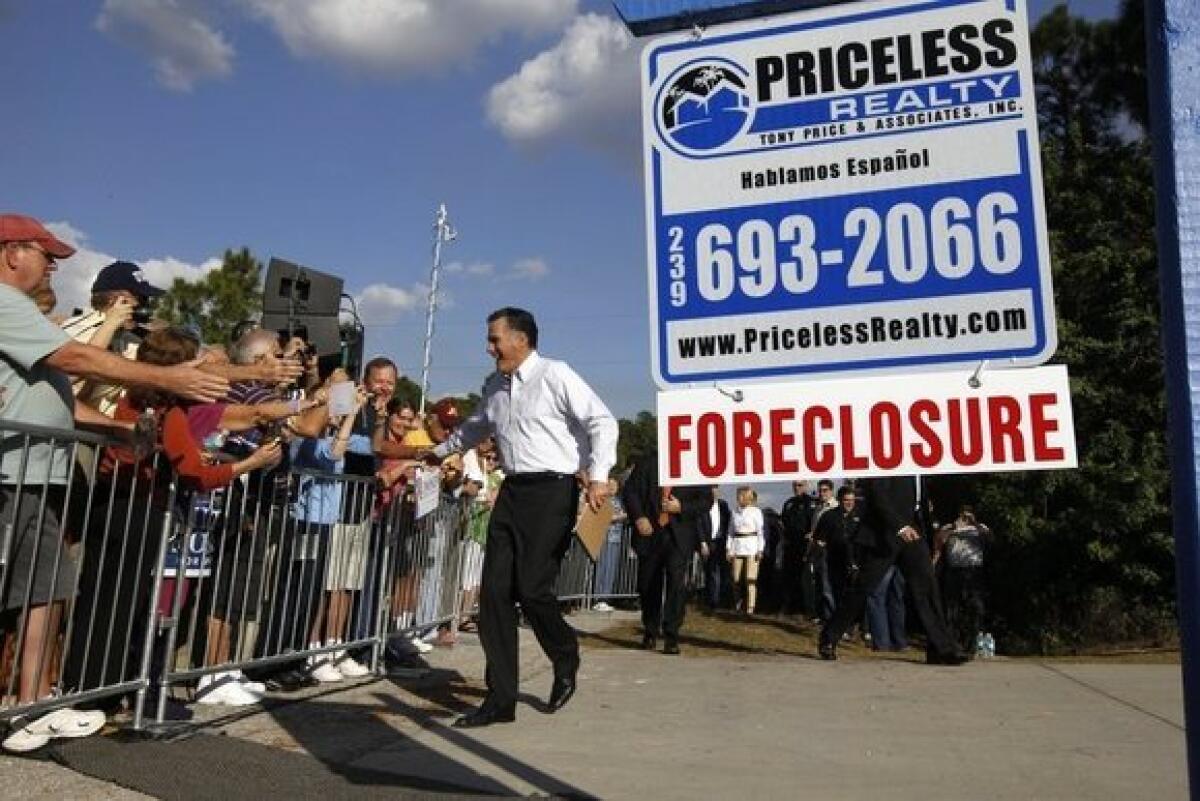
[
  {"x1": 822, "y1": 537, "x2": 959, "y2": 658},
  {"x1": 704, "y1": 538, "x2": 730, "y2": 609},
  {"x1": 634, "y1": 530, "x2": 690, "y2": 641},
  {"x1": 942, "y1": 565, "x2": 986, "y2": 653},
  {"x1": 479, "y1": 475, "x2": 579, "y2": 708},
  {"x1": 63, "y1": 499, "x2": 160, "y2": 696}
]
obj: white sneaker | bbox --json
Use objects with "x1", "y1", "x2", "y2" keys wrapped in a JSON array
[
  {"x1": 2, "y1": 708, "x2": 105, "y2": 753},
  {"x1": 334, "y1": 651, "x2": 372, "y2": 678},
  {"x1": 196, "y1": 674, "x2": 263, "y2": 706},
  {"x1": 306, "y1": 657, "x2": 344, "y2": 684},
  {"x1": 408, "y1": 635, "x2": 433, "y2": 654},
  {"x1": 230, "y1": 670, "x2": 267, "y2": 694},
  {"x1": 592, "y1": 601, "x2": 614, "y2": 612}
]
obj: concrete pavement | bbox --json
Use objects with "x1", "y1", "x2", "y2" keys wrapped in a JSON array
[{"x1": 0, "y1": 610, "x2": 1187, "y2": 800}]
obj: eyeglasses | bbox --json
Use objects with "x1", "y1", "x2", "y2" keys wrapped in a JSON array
[{"x1": 8, "y1": 242, "x2": 54, "y2": 264}]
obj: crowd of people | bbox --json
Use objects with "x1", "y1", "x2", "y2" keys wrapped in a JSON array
[
  {"x1": 0, "y1": 211, "x2": 996, "y2": 751},
  {"x1": 608, "y1": 465, "x2": 994, "y2": 664},
  {"x1": 0, "y1": 213, "x2": 505, "y2": 752}
]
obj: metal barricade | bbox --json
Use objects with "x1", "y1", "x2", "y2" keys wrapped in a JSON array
[
  {"x1": 0, "y1": 423, "x2": 652, "y2": 734},
  {"x1": 373, "y1": 496, "x2": 471, "y2": 654},
  {"x1": 153, "y1": 466, "x2": 380, "y2": 718},
  {"x1": 586, "y1": 522, "x2": 640, "y2": 601},
  {"x1": 0, "y1": 421, "x2": 170, "y2": 728}
]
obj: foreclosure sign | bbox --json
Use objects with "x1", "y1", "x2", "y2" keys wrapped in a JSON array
[
  {"x1": 657, "y1": 366, "x2": 1076, "y2": 484},
  {"x1": 642, "y1": 0, "x2": 1056, "y2": 385}
]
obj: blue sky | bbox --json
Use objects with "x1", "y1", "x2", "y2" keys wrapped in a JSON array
[{"x1": 5, "y1": 0, "x2": 1120, "y2": 440}]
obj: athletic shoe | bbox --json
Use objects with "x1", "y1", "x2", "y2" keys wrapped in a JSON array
[
  {"x1": 334, "y1": 652, "x2": 372, "y2": 678},
  {"x1": 196, "y1": 674, "x2": 263, "y2": 706},
  {"x1": 306, "y1": 657, "x2": 344, "y2": 684},
  {"x1": 2, "y1": 708, "x2": 105, "y2": 753},
  {"x1": 231, "y1": 670, "x2": 267, "y2": 694},
  {"x1": 408, "y1": 635, "x2": 433, "y2": 654}
]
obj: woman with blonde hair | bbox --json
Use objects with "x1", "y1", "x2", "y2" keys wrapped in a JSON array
[{"x1": 727, "y1": 486, "x2": 765, "y2": 614}]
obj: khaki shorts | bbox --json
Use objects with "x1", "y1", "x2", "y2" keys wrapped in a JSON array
[{"x1": 325, "y1": 520, "x2": 368, "y2": 591}]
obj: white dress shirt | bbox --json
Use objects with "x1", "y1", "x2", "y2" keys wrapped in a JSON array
[
  {"x1": 729, "y1": 506, "x2": 765, "y2": 557},
  {"x1": 434, "y1": 351, "x2": 618, "y2": 483},
  {"x1": 708, "y1": 500, "x2": 723, "y2": 540}
]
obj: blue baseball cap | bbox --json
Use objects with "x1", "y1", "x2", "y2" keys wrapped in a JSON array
[{"x1": 91, "y1": 261, "x2": 165, "y2": 297}]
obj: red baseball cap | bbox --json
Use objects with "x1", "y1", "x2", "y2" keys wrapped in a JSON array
[{"x1": 0, "y1": 214, "x2": 75, "y2": 259}]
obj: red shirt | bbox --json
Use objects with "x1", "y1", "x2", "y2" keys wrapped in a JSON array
[{"x1": 102, "y1": 398, "x2": 233, "y2": 496}]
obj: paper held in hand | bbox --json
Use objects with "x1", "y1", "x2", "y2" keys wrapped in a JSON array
[{"x1": 575, "y1": 500, "x2": 614, "y2": 563}]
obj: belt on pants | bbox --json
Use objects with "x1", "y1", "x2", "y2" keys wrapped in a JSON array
[{"x1": 504, "y1": 472, "x2": 574, "y2": 486}]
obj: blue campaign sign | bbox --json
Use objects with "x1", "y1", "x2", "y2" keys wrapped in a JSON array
[{"x1": 641, "y1": 0, "x2": 1056, "y2": 388}]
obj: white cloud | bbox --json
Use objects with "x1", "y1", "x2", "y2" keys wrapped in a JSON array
[
  {"x1": 139, "y1": 256, "x2": 223, "y2": 287},
  {"x1": 444, "y1": 258, "x2": 546, "y2": 282},
  {"x1": 487, "y1": 13, "x2": 639, "y2": 157},
  {"x1": 239, "y1": 0, "x2": 577, "y2": 76},
  {"x1": 444, "y1": 260, "x2": 496, "y2": 277},
  {"x1": 351, "y1": 281, "x2": 452, "y2": 326},
  {"x1": 97, "y1": 0, "x2": 235, "y2": 91},
  {"x1": 44, "y1": 222, "x2": 220, "y2": 314},
  {"x1": 506, "y1": 257, "x2": 550, "y2": 281}
]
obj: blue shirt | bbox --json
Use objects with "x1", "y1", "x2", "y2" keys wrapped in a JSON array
[{"x1": 290, "y1": 434, "x2": 373, "y2": 524}]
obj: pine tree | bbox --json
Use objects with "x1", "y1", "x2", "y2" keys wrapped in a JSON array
[{"x1": 157, "y1": 247, "x2": 263, "y2": 346}]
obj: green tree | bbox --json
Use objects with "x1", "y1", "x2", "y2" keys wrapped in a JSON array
[
  {"x1": 617, "y1": 411, "x2": 658, "y2": 474},
  {"x1": 157, "y1": 247, "x2": 263, "y2": 346},
  {"x1": 944, "y1": 2, "x2": 1173, "y2": 653}
]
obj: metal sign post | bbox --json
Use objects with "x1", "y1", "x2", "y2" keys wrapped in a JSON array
[
  {"x1": 1145, "y1": 0, "x2": 1200, "y2": 794},
  {"x1": 418, "y1": 204, "x2": 456, "y2": 415},
  {"x1": 640, "y1": 0, "x2": 1057, "y2": 388}
]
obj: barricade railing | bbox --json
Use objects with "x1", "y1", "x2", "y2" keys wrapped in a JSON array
[
  {"x1": 153, "y1": 467, "x2": 386, "y2": 716},
  {"x1": 0, "y1": 421, "x2": 653, "y2": 735},
  {"x1": 0, "y1": 420, "x2": 171, "y2": 728},
  {"x1": 374, "y1": 495, "x2": 475, "y2": 654}
]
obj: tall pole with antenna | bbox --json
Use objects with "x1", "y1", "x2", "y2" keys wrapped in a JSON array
[{"x1": 419, "y1": 203, "x2": 455, "y2": 414}]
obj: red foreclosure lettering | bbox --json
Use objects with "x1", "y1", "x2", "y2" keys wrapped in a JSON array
[
  {"x1": 769, "y1": 409, "x2": 799, "y2": 473},
  {"x1": 987, "y1": 395, "x2": 1025, "y2": 463},
  {"x1": 1029, "y1": 392, "x2": 1065, "y2": 460},
  {"x1": 839, "y1": 405, "x2": 868, "y2": 470},
  {"x1": 908, "y1": 399, "x2": 943, "y2": 468},
  {"x1": 732, "y1": 411, "x2": 765, "y2": 475},
  {"x1": 666, "y1": 415, "x2": 692, "y2": 479},
  {"x1": 948, "y1": 398, "x2": 984, "y2": 466},
  {"x1": 697, "y1": 413, "x2": 727, "y2": 478},
  {"x1": 869, "y1": 402, "x2": 903, "y2": 469},
  {"x1": 802, "y1": 406, "x2": 835, "y2": 472}
]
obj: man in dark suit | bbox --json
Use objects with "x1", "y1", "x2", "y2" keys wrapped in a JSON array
[
  {"x1": 813, "y1": 485, "x2": 861, "y2": 613},
  {"x1": 780, "y1": 481, "x2": 816, "y2": 615},
  {"x1": 702, "y1": 487, "x2": 732, "y2": 609},
  {"x1": 819, "y1": 476, "x2": 965, "y2": 665},
  {"x1": 621, "y1": 453, "x2": 714, "y2": 654}
]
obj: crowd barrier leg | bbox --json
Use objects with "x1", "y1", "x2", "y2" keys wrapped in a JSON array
[{"x1": 133, "y1": 485, "x2": 176, "y2": 731}]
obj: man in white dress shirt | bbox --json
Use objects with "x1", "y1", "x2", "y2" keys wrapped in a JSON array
[{"x1": 432, "y1": 307, "x2": 618, "y2": 728}]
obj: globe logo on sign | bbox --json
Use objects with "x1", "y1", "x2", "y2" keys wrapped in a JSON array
[{"x1": 659, "y1": 61, "x2": 752, "y2": 152}]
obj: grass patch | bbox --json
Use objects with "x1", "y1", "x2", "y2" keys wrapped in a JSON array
[
  {"x1": 578, "y1": 605, "x2": 925, "y2": 663},
  {"x1": 577, "y1": 605, "x2": 1181, "y2": 664}
]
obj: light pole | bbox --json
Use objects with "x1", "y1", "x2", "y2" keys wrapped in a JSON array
[{"x1": 419, "y1": 203, "x2": 455, "y2": 414}]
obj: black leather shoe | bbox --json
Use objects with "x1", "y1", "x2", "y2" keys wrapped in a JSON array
[
  {"x1": 663, "y1": 639, "x2": 680, "y2": 655},
  {"x1": 452, "y1": 703, "x2": 516, "y2": 729},
  {"x1": 547, "y1": 672, "x2": 577, "y2": 713},
  {"x1": 927, "y1": 650, "x2": 969, "y2": 666},
  {"x1": 818, "y1": 641, "x2": 837, "y2": 661},
  {"x1": 641, "y1": 634, "x2": 657, "y2": 651}
]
